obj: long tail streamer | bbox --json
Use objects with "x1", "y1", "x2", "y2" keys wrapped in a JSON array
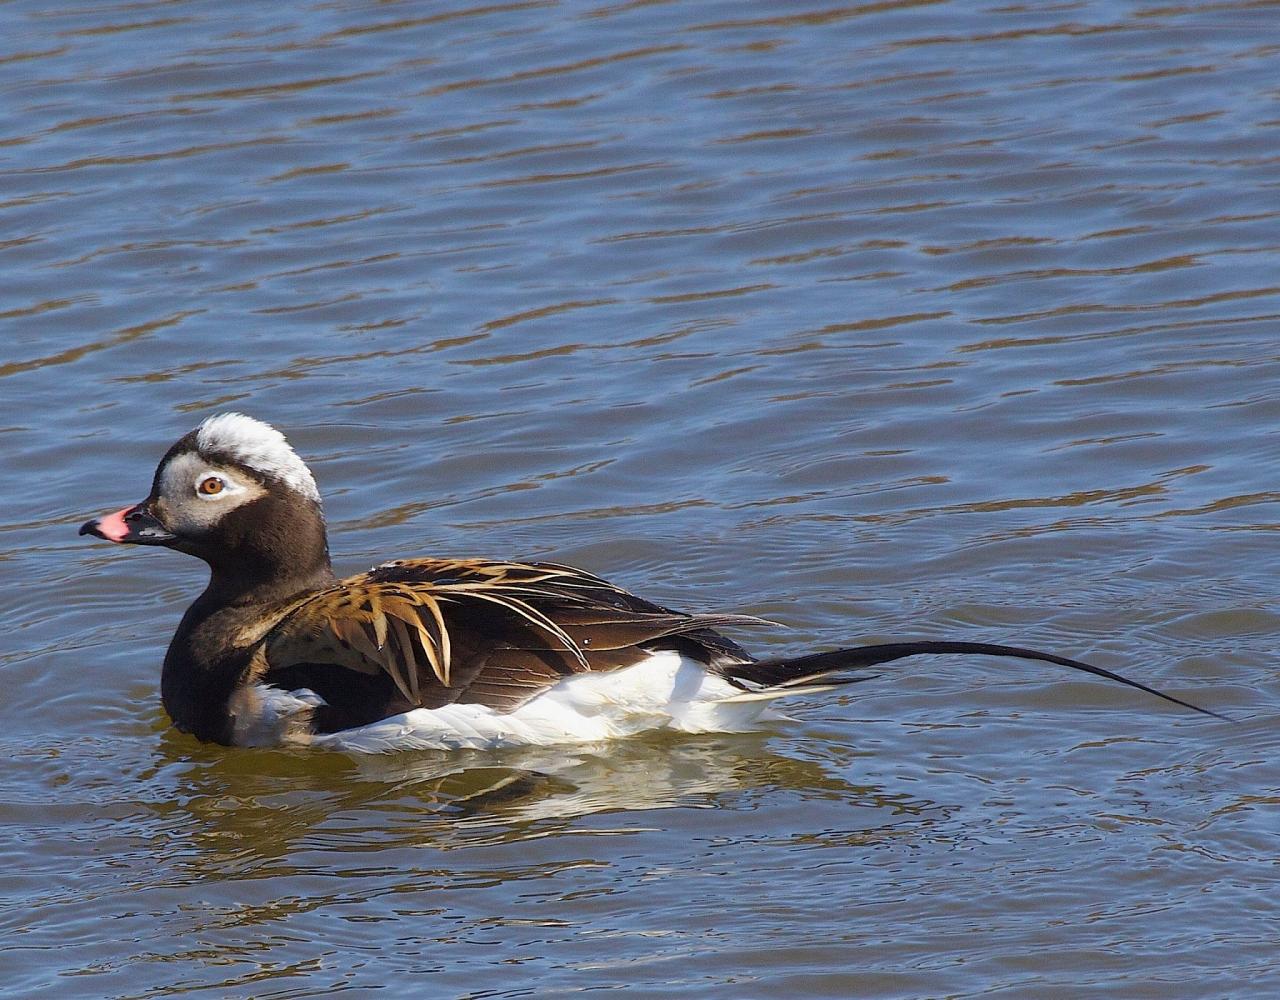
[{"x1": 725, "y1": 640, "x2": 1230, "y2": 721}]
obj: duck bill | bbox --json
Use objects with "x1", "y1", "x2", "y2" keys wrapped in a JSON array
[{"x1": 79, "y1": 501, "x2": 177, "y2": 546}]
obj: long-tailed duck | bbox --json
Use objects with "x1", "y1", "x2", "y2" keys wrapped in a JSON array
[{"x1": 79, "y1": 413, "x2": 1225, "y2": 751}]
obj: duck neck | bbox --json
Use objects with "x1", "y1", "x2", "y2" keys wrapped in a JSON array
[
  {"x1": 188, "y1": 498, "x2": 338, "y2": 607},
  {"x1": 202, "y1": 551, "x2": 337, "y2": 607},
  {"x1": 161, "y1": 520, "x2": 337, "y2": 744}
]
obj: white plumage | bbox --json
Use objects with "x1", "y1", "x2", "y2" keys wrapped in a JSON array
[
  {"x1": 230, "y1": 652, "x2": 792, "y2": 753},
  {"x1": 196, "y1": 412, "x2": 321, "y2": 503}
]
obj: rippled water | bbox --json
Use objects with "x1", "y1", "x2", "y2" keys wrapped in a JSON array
[{"x1": 3, "y1": 1, "x2": 1277, "y2": 996}]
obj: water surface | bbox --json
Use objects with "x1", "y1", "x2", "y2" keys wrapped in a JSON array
[{"x1": 2, "y1": 1, "x2": 1277, "y2": 997}]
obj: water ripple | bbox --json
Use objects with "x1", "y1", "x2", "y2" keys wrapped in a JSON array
[{"x1": 1, "y1": 0, "x2": 1276, "y2": 996}]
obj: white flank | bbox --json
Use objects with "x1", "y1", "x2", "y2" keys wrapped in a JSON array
[
  {"x1": 229, "y1": 684, "x2": 325, "y2": 747},
  {"x1": 195, "y1": 412, "x2": 321, "y2": 503},
  {"x1": 237, "y1": 651, "x2": 791, "y2": 753}
]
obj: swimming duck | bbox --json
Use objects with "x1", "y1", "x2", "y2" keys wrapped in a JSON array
[{"x1": 79, "y1": 413, "x2": 1224, "y2": 751}]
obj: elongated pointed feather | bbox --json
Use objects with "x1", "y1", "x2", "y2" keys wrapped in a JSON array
[
  {"x1": 386, "y1": 614, "x2": 421, "y2": 704},
  {"x1": 410, "y1": 595, "x2": 450, "y2": 686},
  {"x1": 725, "y1": 641, "x2": 1230, "y2": 721},
  {"x1": 459, "y1": 589, "x2": 589, "y2": 670},
  {"x1": 430, "y1": 595, "x2": 451, "y2": 686},
  {"x1": 341, "y1": 617, "x2": 382, "y2": 665},
  {"x1": 359, "y1": 620, "x2": 413, "y2": 704}
]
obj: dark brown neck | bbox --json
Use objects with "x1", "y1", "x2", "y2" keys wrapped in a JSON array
[
  {"x1": 160, "y1": 531, "x2": 336, "y2": 743},
  {"x1": 202, "y1": 556, "x2": 337, "y2": 607},
  {"x1": 182, "y1": 493, "x2": 337, "y2": 606}
]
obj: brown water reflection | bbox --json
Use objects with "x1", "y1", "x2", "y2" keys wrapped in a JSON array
[{"x1": 160, "y1": 732, "x2": 936, "y2": 866}]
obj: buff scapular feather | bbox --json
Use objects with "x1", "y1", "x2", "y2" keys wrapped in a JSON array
[{"x1": 253, "y1": 558, "x2": 772, "y2": 712}]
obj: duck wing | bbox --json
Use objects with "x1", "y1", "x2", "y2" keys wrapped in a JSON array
[{"x1": 251, "y1": 558, "x2": 770, "y2": 727}]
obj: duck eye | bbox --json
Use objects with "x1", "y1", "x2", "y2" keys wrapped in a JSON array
[{"x1": 197, "y1": 476, "x2": 225, "y2": 496}]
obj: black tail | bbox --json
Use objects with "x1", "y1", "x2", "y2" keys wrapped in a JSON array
[{"x1": 723, "y1": 641, "x2": 1229, "y2": 721}]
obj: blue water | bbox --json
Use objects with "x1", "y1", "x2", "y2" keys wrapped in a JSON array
[{"x1": 2, "y1": 2, "x2": 1276, "y2": 996}]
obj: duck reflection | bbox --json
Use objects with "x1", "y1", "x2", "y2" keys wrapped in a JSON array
[{"x1": 153, "y1": 726, "x2": 941, "y2": 870}]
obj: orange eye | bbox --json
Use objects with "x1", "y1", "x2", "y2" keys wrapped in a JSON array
[{"x1": 198, "y1": 476, "x2": 225, "y2": 496}]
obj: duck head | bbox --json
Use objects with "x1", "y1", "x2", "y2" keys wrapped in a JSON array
[{"x1": 80, "y1": 413, "x2": 333, "y2": 597}]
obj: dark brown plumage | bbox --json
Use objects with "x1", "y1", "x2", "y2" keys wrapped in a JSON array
[{"x1": 250, "y1": 557, "x2": 767, "y2": 728}]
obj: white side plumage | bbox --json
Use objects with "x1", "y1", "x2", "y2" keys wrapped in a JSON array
[{"x1": 235, "y1": 652, "x2": 794, "y2": 752}]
